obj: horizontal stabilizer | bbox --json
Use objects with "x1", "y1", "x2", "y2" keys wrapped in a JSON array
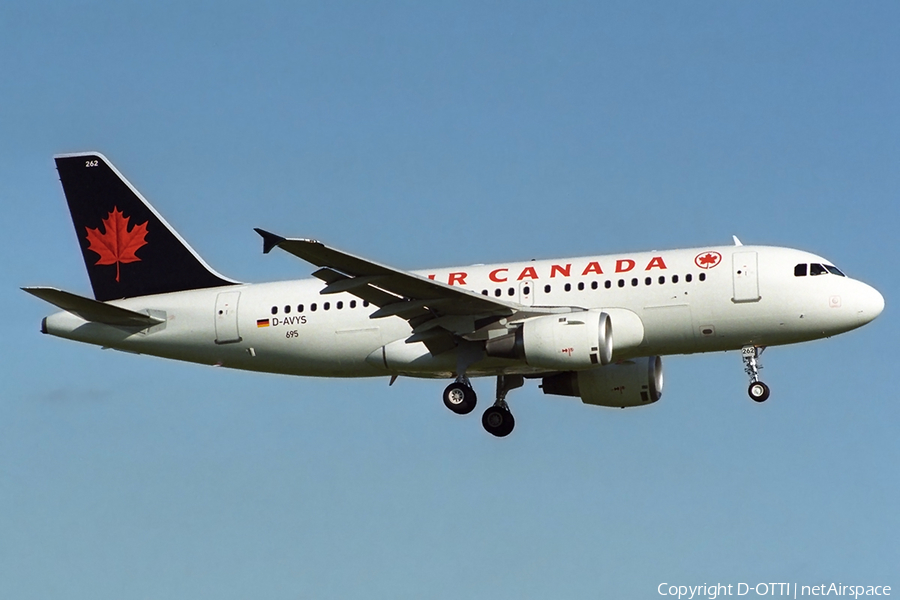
[{"x1": 23, "y1": 287, "x2": 164, "y2": 327}]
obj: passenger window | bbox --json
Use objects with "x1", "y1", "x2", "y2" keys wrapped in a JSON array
[
  {"x1": 672, "y1": 275, "x2": 679, "y2": 283},
  {"x1": 311, "y1": 303, "x2": 317, "y2": 312},
  {"x1": 544, "y1": 284, "x2": 551, "y2": 293},
  {"x1": 794, "y1": 264, "x2": 807, "y2": 277},
  {"x1": 271, "y1": 306, "x2": 278, "y2": 315},
  {"x1": 645, "y1": 277, "x2": 651, "y2": 286},
  {"x1": 591, "y1": 281, "x2": 598, "y2": 290},
  {"x1": 618, "y1": 279, "x2": 625, "y2": 288},
  {"x1": 508, "y1": 288, "x2": 515, "y2": 296},
  {"x1": 658, "y1": 276, "x2": 665, "y2": 284},
  {"x1": 523, "y1": 286, "x2": 530, "y2": 295},
  {"x1": 324, "y1": 302, "x2": 330, "y2": 310},
  {"x1": 337, "y1": 301, "x2": 343, "y2": 309},
  {"x1": 363, "y1": 300, "x2": 370, "y2": 307},
  {"x1": 298, "y1": 304, "x2": 304, "y2": 313},
  {"x1": 578, "y1": 282, "x2": 584, "y2": 291},
  {"x1": 564, "y1": 283, "x2": 571, "y2": 292},
  {"x1": 284, "y1": 305, "x2": 291, "y2": 314},
  {"x1": 699, "y1": 273, "x2": 706, "y2": 281},
  {"x1": 685, "y1": 274, "x2": 692, "y2": 282},
  {"x1": 631, "y1": 278, "x2": 638, "y2": 287},
  {"x1": 604, "y1": 281, "x2": 611, "y2": 289},
  {"x1": 350, "y1": 300, "x2": 357, "y2": 309},
  {"x1": 495, "y1": 289, "x2": 502, "y2": 297},
  {"x1": 481, "y1": 290, "x2": 488, "y2": 296},
  {"x1": 810, "y1": 263, "x2": 827, "y2": 276}
]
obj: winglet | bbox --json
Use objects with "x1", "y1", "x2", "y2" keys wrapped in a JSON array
[
  {"x1": 732, "y1": 235, "x2": 743, "y2": 247},
  {"x1": 254, "y1": 228, "x2": 286, "y2": 254}
]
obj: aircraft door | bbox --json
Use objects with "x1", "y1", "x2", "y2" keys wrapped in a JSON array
[
  {"x1": 215, "y1": 291, "x2": 242, "y2": 343},
  {"x1": 519, "y1": 280, "x2": 534, "y2": 307},
  {"x1": 732, "y1": 251, "x2": 760, "y2": 303}
]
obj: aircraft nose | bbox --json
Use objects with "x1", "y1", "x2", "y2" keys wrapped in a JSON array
[{"x1": 856, "y1": 283, "x2": 884, "y2": 326}]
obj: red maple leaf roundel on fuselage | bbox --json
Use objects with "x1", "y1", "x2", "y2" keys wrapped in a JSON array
[
  {"x1": 694, "y1": 251, "x2": 722, "y2": 270},
  {"x1": 84, "y1": 207, "x2": 149, "y2": 282}
]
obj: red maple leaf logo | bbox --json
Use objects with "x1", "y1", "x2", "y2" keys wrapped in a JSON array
[
  {"x1": 694, "y1": 251, "x2": 722, "y2": 270},
  {"x1": 84, "y1": 207, "x2": 149, "y2": 282}
]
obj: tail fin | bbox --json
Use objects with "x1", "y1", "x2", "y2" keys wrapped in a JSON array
[{"x1": 54, "y1": 152, "x2": 237, "y2": 301}]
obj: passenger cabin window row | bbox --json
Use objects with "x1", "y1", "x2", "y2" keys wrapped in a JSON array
[
  {"x1": 481, "y1": 286, "x2": 532, "y2": 297},
  {"x1": 794, "y1": 263, "x2": 845, "y2": 277},
  {"x1": 275, "y1": 271, "x2": 713, "y2": 314},
  {"x1": 271, "y1": 299, "x2": 370, "y2": 315},
  {"x1": 535, "y1": 272, "x2": 706, "y2": 294}
]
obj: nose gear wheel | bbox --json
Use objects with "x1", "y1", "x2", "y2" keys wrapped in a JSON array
[{"x1": 748, "y1": 381, "x2": 770, "y2": 402}]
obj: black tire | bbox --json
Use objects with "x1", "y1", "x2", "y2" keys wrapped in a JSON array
[
  {"x1": 482, "y1": 406, "x2": 515, "y2": 437},
  {"x1": 748, "y1": 381, "x2": 770, "y2": 403},
  {"x1": 443, "y1": 382, "x2": 476, "y2": 415}
]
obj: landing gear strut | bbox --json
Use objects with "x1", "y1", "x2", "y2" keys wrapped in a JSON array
[
  {"x1": 482, "y1": 375, "x2": 523, "y2": 437},
  {"x1": 742, "y1": 345, "x2": 770, "y2": 402},
  {"x1": 443, "y1": 377, "x2": 477, "y2": 415}
]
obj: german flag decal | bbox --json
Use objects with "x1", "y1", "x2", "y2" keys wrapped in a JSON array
[{"x1": 257, "y1": 319, "x2": 270, "y2": 328}]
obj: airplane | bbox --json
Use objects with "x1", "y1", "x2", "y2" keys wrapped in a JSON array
[{"x1": 24, "y1": 152, "x2": 885, "y2": 437}]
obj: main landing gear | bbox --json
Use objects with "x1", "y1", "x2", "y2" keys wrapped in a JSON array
[
  {"x1": 442, "y1": 374, "x2": 523, "y2": 437},
  {"x1": 482, "y1": 375, "x2": 523, "y2": 438},
  {"x1": 443, "y1": 377, "x2": 477, "y2": 415},
  {"x1": 742, "y1": 345, "x2": 770, "y2": 402}
]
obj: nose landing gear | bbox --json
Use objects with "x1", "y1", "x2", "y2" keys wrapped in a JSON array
[{"x1": 742, "y1": 345, "x2": 770, "y2": 402}]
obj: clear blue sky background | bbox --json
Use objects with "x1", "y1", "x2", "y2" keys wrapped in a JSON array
[{"x1": 1, "y1": 2, "x2": 897, "y2": 598}]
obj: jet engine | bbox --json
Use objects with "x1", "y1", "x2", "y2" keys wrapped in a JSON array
[
  {"x1": 485, "y1": 311, "x2": 613, "y2": 370},
  {"x1": 540, "y1": 356, "x2": 663, "y2": 408},
  {"x1": 485, "y1": 308, "x2": 646, "y2": 369}
]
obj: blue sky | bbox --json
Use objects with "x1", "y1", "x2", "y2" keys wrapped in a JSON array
[{"x1": 1, "y1": 2, "x2": 897, "y2": 598}]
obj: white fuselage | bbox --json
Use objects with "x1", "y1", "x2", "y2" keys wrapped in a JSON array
[{"x1": 42, "y1": 245, "x2": 884, "y2": 380}]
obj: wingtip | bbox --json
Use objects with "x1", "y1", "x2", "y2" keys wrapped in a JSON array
[{"x1": 254, "y1": 228, "x2": 286, "y2": 254}]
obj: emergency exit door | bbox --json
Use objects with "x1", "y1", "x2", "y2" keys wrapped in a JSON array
[{"x1": 518, "y1": 280, "x2": 534, "y2": 307}]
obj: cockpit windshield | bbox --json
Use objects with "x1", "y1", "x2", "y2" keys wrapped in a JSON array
[{"x1": 794, "y1": 263, "x2": 845, "y2": 277}]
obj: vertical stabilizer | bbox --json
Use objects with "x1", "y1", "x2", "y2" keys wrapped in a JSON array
[{"x1": 55, "y1": 152, "x2": 237, "y2": 301}]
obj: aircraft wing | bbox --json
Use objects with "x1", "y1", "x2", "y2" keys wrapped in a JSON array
[{"x1": 255, "y1": 229, "x2": 518, "y2": 340}]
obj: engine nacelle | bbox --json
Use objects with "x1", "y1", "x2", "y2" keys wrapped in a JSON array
[
  {"x1": 541, "y1": 356, "x2": 663, "y2": 408},
  {"x1": 485, "y1": 311, "x2": 613, "y2": 369}
]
